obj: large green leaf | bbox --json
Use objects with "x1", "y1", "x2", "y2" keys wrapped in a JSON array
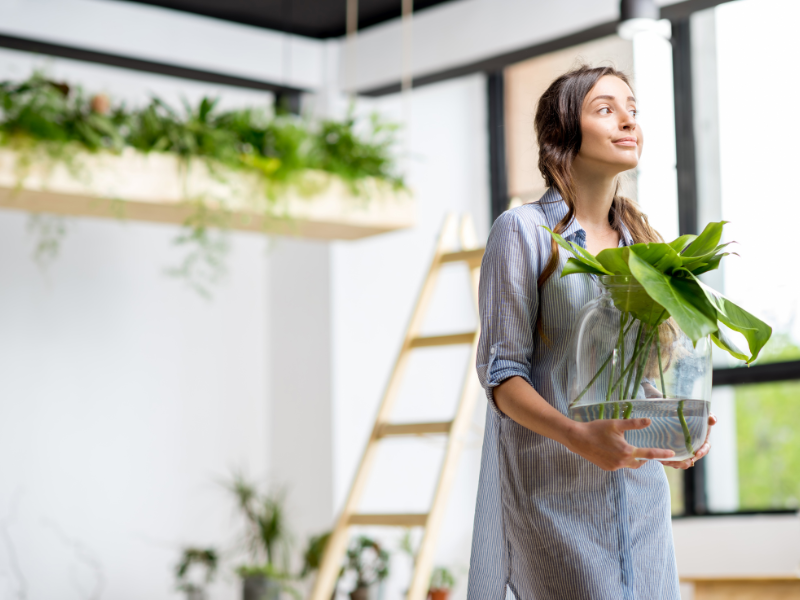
[
  {"x1": 680, "y1": 242, "x2": 735, "y2": 271},
  {"x1": 628, "y1": 250, "x2": 718, "y2": 341},
  {"x1": 688, "y1": 274, "x2": 772, "y2": 363},
  {"x1": 711, "y1": 325, "x2": 750, "y2": 363},
  {"x1": 596, "y1": 247, "x2": 631, "y2": 275},
  {"x1": 561, "y1": 257, "x2": 609, "y2": 277},
  {"x1": 542, "y1": 226, "x2": 612, "y2": 275},
  {"x1": 682, "y1": 221, "x2": 728, "y2": 257},
  {"x1": 669, "y1": 234, "x2": 697, "y2": 254},
  {"x1": 627, "y1": 242, "x2": 683, "y2": 274},
  {"x1": 688, "y1": 253, "x2": 731, "y2": 276}
]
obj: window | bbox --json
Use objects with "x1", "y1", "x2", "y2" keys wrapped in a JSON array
[{"x1": 692, "y1": 0, "x2": 800, "y2": 513}]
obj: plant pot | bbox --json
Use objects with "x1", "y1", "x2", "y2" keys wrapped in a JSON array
[
  {"x1": 428, "y1": 589, "x2": 451, "y2": 600},
  {"x1": 183, "y1": 587, "x2": 207, "y2": 600},
  {"x1": 0, "y1": 148, "x2": 415, "y2": 241},
  {"x1": 349, "y1": 583, "x2": 384, "y2": 600},
  {"x1": 567, "y1": 276, "x2": 712, "y2": 461},
  {"x1": 242, "y1": 575, "x2": 281, "y2": 600}
]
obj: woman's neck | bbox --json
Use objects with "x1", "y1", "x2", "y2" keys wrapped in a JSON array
[{"x1": 570, "y1": 167, "x2": 617, "y2": 232}]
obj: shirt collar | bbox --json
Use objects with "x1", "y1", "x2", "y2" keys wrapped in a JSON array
[{"x1": 536, "y1": 188, "x2": 634, "y2": 248}]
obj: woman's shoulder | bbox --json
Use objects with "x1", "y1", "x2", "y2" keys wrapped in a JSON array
[{"x1": 490, "y1": 202, "x2": 551, "y2": 240}]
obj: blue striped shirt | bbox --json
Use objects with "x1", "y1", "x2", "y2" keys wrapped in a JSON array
[{"x1": 467, "y1": 189, "x2": 679, "y2": 600}]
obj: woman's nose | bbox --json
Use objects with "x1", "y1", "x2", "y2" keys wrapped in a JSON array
[{"x1": 621, "y1": 112, "x2": 636, "y2": 130}]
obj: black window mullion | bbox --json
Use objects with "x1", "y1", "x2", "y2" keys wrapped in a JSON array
[
  {"x1": 487, "y1": 70, "x2": 509, "y2": 224},
  {"x1": 672, "y1": 15, "x2": 708, "y2": 516}
]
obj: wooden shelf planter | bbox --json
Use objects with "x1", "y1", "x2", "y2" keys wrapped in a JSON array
[{"x1": 0, "y1": 148, "x2": 415, "y2": 240}]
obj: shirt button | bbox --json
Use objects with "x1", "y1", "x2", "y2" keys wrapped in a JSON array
[{"x1": 490, "y1": 347, "x2": 496, "y2": 354}]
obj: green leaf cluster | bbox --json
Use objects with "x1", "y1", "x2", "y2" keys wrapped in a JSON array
[
  {"x1": 175, "y1": 546, "x2": 218, "y2": 590},
  {"x1": 345, "y1": 535, "x2": 390, "y2": 588},
  {"x1": 227, "y1": 474, "x2": 292, "y2": 576},
  {"x1": 430, "y1": 566, "x2": 456, "y2": 590},
  {"x1": 0, "y1": 72, "x2": 406, "y2": 189},
  {"x1": 544, "y1": 222, "x2": 772, "y2": 364}
]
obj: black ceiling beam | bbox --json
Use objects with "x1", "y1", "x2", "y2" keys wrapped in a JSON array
[{"x1": 0, "y1": 33, "x2": 307, "y2": 97}]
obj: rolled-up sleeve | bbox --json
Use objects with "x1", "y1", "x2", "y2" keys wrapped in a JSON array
[{"x1": 477, "y1": 210, "x2": 540, "y2": 418}]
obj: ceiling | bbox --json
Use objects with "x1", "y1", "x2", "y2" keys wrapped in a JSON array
[{"x1": 109, "y1": 0, "x2": 456, "y2": 39}]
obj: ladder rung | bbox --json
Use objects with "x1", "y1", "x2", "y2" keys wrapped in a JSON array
[
  {"x1": 348, "y1": 513, "x2": 429, "y2": 527},
  {"x1": 378, "y1": 421, "x2": 453, "y2": 437},
  {"x1": 440, "y1": 248, "x2": 484, "y2": 267},
  {"x1": 409, "y1": 332, "x2": 476, "y2": 348}
]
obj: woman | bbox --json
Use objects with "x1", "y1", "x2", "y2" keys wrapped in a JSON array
[{"x1": 467, "y1": 65, "x2": 716, "y2": 599}]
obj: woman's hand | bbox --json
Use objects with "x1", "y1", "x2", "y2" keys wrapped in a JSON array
[
  {"x1": 566, "y1": 418, "x2": 676, "y2": 471},
  {"x1": 663, "y1": 413, "x2": 717, "y2": 470}
]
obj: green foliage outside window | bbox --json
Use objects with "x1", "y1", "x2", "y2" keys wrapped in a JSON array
[{"x1": 735, "y1": 335, "x2": 800, "y2": 510}]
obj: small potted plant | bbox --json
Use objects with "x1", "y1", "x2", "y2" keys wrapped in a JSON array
[
  {"x1": 175, "y1": 547, "x2": 218, "y2": 600},
  {"x1": 428, "y1": 567, "x2": 455, "y2": 600},
  {"x1": 344, "y1": 535, "x2": 389, "y2": 600},
  {"x1": 227, "y1": 474, "x2": 297, "y2": 600}
]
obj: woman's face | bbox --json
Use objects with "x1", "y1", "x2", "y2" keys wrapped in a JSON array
[{"x1": 575, "y1": 75, "x2": 643, "y2": 175}]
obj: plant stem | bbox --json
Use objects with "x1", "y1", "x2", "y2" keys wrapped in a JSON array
[
  {"x1": 624, "y1": 322, "x2": 644, "y2": 399},
  {"x1": 573, "y1": 352, "x2": 614, "y2": 405},
  {"x1": 573, "y1": 318, "x2": 636, "y2": 405},
  {"x1": 607, "y1": 312, "x2": 626, "y2": 403},
  {"x1": 619, "y1": 313, "x2": 627, "y2": 401},
  {"x1": 623, "y1": 402, "x2": 633, "y2": 418},
  {"x1": 608, "y1": 318, "x2": 662, "y2": 400},
  {"x1": 677, "y1": 400, "x2": 694, "y2": 456},
  {"x1": 656, "y1": 333, "x2": 666, "y2": 398},
  {"x1": 631, "y1": 327, "x2": 656, "y2": 401}
]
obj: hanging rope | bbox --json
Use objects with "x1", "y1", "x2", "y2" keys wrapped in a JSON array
[{"x1": 345, "y1": 0, "x2": 358, "y2": 96}]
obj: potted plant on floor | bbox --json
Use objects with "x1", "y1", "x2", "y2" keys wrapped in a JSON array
[
  {"x1": 344, "y1": 535, "x2": 389, "y2": 600},
  {"x1": 228, "y1": 474, "x2": 297, "y2": 600},
  {"x1": 175, "y1": 547, "x2": 218, "y2": 600},
  {"x1": 427, "y1": 566, "x2": 455, "y2": 600}
]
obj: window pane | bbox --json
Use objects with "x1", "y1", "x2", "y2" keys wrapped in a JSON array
[
  {"x1": 706, "y1": 382, "x2": 800, "y2": 512},
  {"x1": 712, "y1": 0, "x2": 800, "y2": 365},
  {"x1": 734, "y1": 381, "x2": 800, "y2": 510}
]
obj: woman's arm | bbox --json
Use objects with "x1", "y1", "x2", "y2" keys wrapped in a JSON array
[{"x1": 494, "y1": 376, "x2": 676, "y2": 470}]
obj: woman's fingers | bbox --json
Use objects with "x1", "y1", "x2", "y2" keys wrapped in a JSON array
[{"x1": 631, "y1": 447, "x2": 676, "y2": 461}]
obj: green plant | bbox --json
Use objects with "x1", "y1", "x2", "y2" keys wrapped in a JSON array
[
  {"x1": 345, "y1": 535, "x2": 389, "y2": 590},
  {"x1": 429, "y1": 566, "x2": 455, "y2": 590},
  {"x1": 547, "y1": 221, "x2": 772, "y2": 451},
  {"x1": 227, "y1": 474, "x2": 293, "y2": 579},
  {"x1": 175, "y1": 547, "x2": 218, "y2": 592},
  {"x1": 0, "y1": 72, "x2": 407, "y2": 295},
  {"x1": 301, "y1": 531, "x2": 332, "y2": 578}
]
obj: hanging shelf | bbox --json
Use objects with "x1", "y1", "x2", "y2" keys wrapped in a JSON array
[{"x1": 0, "y1": 148, "x2": 415, "y2": 240}]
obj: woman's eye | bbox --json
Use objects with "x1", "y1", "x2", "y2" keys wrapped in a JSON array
[
  {"x1": 599, "y1": 107, "x2": 610, "y2": 115},
  {"x1": 630, "y1": 109, "x2": 638, "y2": 117}
]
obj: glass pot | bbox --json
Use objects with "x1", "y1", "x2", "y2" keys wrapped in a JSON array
[{"x1": 568, "y1": 276, "x2": 712, "y2": 461}]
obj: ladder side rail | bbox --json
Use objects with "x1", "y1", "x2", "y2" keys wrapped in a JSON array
[
  {"x1": 405, "y1": 263, "x2": 483, "y2": 600},
  {"x1": 309, "y1": 215, "x2": 459, "y2": 600}
]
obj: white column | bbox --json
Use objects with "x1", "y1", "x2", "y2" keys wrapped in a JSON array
[{"x1": 631, "y1": 29, "x2": 680, "y2": 242}]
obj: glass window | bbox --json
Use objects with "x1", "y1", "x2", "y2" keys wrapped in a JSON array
[
  {"x1": 709, "y1": 0, "x2": 800, "y2": 365},
  {"x1": 707, "y1": 382, "x2": 800, "y2": 512},
  {"x1": 693, "y1": 0, "x2": 800, "y2": 513}
]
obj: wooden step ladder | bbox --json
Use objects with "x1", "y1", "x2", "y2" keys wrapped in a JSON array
[{"x1": 310, "y1": 214, "x2": 485, "y2": 600}]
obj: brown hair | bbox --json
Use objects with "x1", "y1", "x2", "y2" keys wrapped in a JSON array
[{"x1": 534, "y1": 64, "x2": 662, "y2": 290}]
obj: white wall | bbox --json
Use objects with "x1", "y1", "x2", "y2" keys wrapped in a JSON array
[
  {"x1": 343, "y1": 0, "x2": 688, "y2": 92},
  {"x1": 0, "y1": 0, "x2": 324, "y2": 90},
  {"x1": 0, "y1": 211, "x2": 269, "y2": 600},
  {"x1": 330, "y1": 73, "x2": 489, "y2": 599}
]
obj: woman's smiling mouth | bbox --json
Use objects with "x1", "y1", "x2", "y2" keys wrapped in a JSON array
[{"x1": 613, "y1": 137, "x2": 638, "y2": 146}]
